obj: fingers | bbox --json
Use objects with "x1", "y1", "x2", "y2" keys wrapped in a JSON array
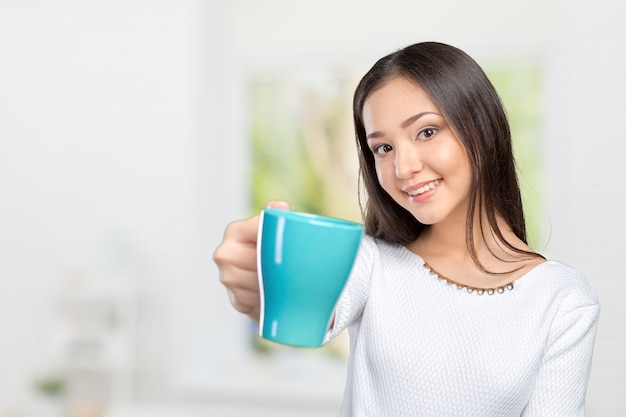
[
  {"x1": 266, "y1": 200, "x2": 291, "y2": 210},
  {"x1": 213, "y1": 224, "x2": 258, "y2": 285},
  {"x1": 213, "y1": 214, "x2": 263, "y2": 323},
  {"x1": 225, "y1": 215, "x2": 260, "y2": 246},
  {"x1": 225, "y1": 287, "x2": 261, "y2": 324},
  {"x1": 215, "y1": 245, "x2": 258, "y2": 285},
  {"x1": 214, "y1": 244, "x2": 261, "y2": 323},
  {"x1": 213, "y1": 200, "x2": 290, "y2": 325}
]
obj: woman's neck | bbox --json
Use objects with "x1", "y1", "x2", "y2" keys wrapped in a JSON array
[{"x1": 408, "y1": 212, "x2": 537, "y2": 278}]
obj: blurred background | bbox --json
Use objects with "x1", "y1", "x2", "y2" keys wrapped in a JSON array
[{"x1": 1, "y1": 0, "x2": 624, "y2": 416}]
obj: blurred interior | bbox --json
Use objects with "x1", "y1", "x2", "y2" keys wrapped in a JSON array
[{"x1": 1, "y1": 1, "x2": 625, "y2": 416}]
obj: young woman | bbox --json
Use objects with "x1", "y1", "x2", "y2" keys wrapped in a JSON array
[{"x1": 213, "y1": 42, "x2": 599, "y2": 416}]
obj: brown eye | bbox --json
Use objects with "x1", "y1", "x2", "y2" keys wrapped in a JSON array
[
  {"x1": 373, "y1": 144, "x2": 393, "y2": 155},
  {"x1": 417, "y1": 127, "x2": 438, "y2": 141}
]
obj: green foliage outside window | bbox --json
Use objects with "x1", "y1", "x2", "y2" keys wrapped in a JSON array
[{"x1": 487, "y1": 67, "x2": 544, "y2": 249}]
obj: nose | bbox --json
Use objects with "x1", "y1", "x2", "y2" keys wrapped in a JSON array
[{"x1": 394, "y1": 143, "x2": 423, "y2": 179}]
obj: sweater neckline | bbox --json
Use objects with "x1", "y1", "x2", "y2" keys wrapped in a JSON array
[{"x1": 399, "y1": 245, "x2": 552, "y2": 294}]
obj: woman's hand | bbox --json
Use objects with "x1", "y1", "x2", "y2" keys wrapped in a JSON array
[{"x1": 212, "y1": 200, "x2": 290, "y2": 324}]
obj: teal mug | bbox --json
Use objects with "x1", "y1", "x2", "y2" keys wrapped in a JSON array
[{"x1": 257, "y1": 208, "x2": 364, "y2": 348}]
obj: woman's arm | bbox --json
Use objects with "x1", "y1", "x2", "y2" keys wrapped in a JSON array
[{"x1": 522, "y1": 297, "x2": 600, "y2": 416}]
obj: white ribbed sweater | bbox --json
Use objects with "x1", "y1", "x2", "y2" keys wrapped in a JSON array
[{"x1": 327, "y1": 236, "x2": 600, "y2": 417}]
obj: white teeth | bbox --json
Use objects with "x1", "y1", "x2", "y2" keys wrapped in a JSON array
[{"x1": 408, "y1": 179, "x2": 441, "y2": 196}]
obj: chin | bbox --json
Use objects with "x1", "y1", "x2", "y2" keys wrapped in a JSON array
[{"x1": 409, "y1": 212, "x2": 438, "y2": 226}]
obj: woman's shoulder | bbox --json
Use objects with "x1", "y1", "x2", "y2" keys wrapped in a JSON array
[{"x1": 528, "y1": 260, "x2": 599, "y2": 308}]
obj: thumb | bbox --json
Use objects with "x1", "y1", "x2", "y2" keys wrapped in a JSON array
[{"x1": 266, "y1": 200, "x2": 291, "y2": 210}]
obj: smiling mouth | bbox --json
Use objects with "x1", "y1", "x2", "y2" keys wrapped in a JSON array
[{"x1": 407, "y1": 179, "x2": 441, "y2": 196}]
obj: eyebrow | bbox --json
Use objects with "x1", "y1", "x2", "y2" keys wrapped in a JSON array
[{"x1": 366, "y1": 111, "x2": 439, "y2": 140}]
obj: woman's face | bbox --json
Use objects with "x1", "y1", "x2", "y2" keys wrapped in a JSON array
[{"x1": 362, "y1": 76, "x2": 472, "y2": 227}]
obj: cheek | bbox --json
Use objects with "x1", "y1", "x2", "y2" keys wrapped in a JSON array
[
  {"x1": 438, "y1": 143, "x2": 460, "y2": 163},
  {"x1": 456, "y1": 151, "x2": 473, "y2": 179},
  {"x1": 440, "y1": 142, "x2": 471, "y2": 175},
  {"x1": 448, "y1": 150, "x2": 473, "y2": 193}
]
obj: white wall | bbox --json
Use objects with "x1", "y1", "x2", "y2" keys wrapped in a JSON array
[
  {"x1": 1, "y1": 0, "x2": 624, "y2": 416},
  {"x1": 544, "y1": 1, "x2": 626, "y2": 415},
  {"x1": 0, "y1": 0, "x2": 202, "y2": 408}
]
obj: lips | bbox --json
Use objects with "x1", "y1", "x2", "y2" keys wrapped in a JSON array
[{"x1": 406, "y1": 179, "x2": 441, "y2": 197}]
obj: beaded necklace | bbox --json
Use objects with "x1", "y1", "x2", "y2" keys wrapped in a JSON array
[{"x1": 423, "y1": 262, "x2": 515, "y2": 295}]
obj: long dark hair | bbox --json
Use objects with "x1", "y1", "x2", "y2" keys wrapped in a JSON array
[{"x1": 353, "y1": 41, "x2": 539, "y2": 272}]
